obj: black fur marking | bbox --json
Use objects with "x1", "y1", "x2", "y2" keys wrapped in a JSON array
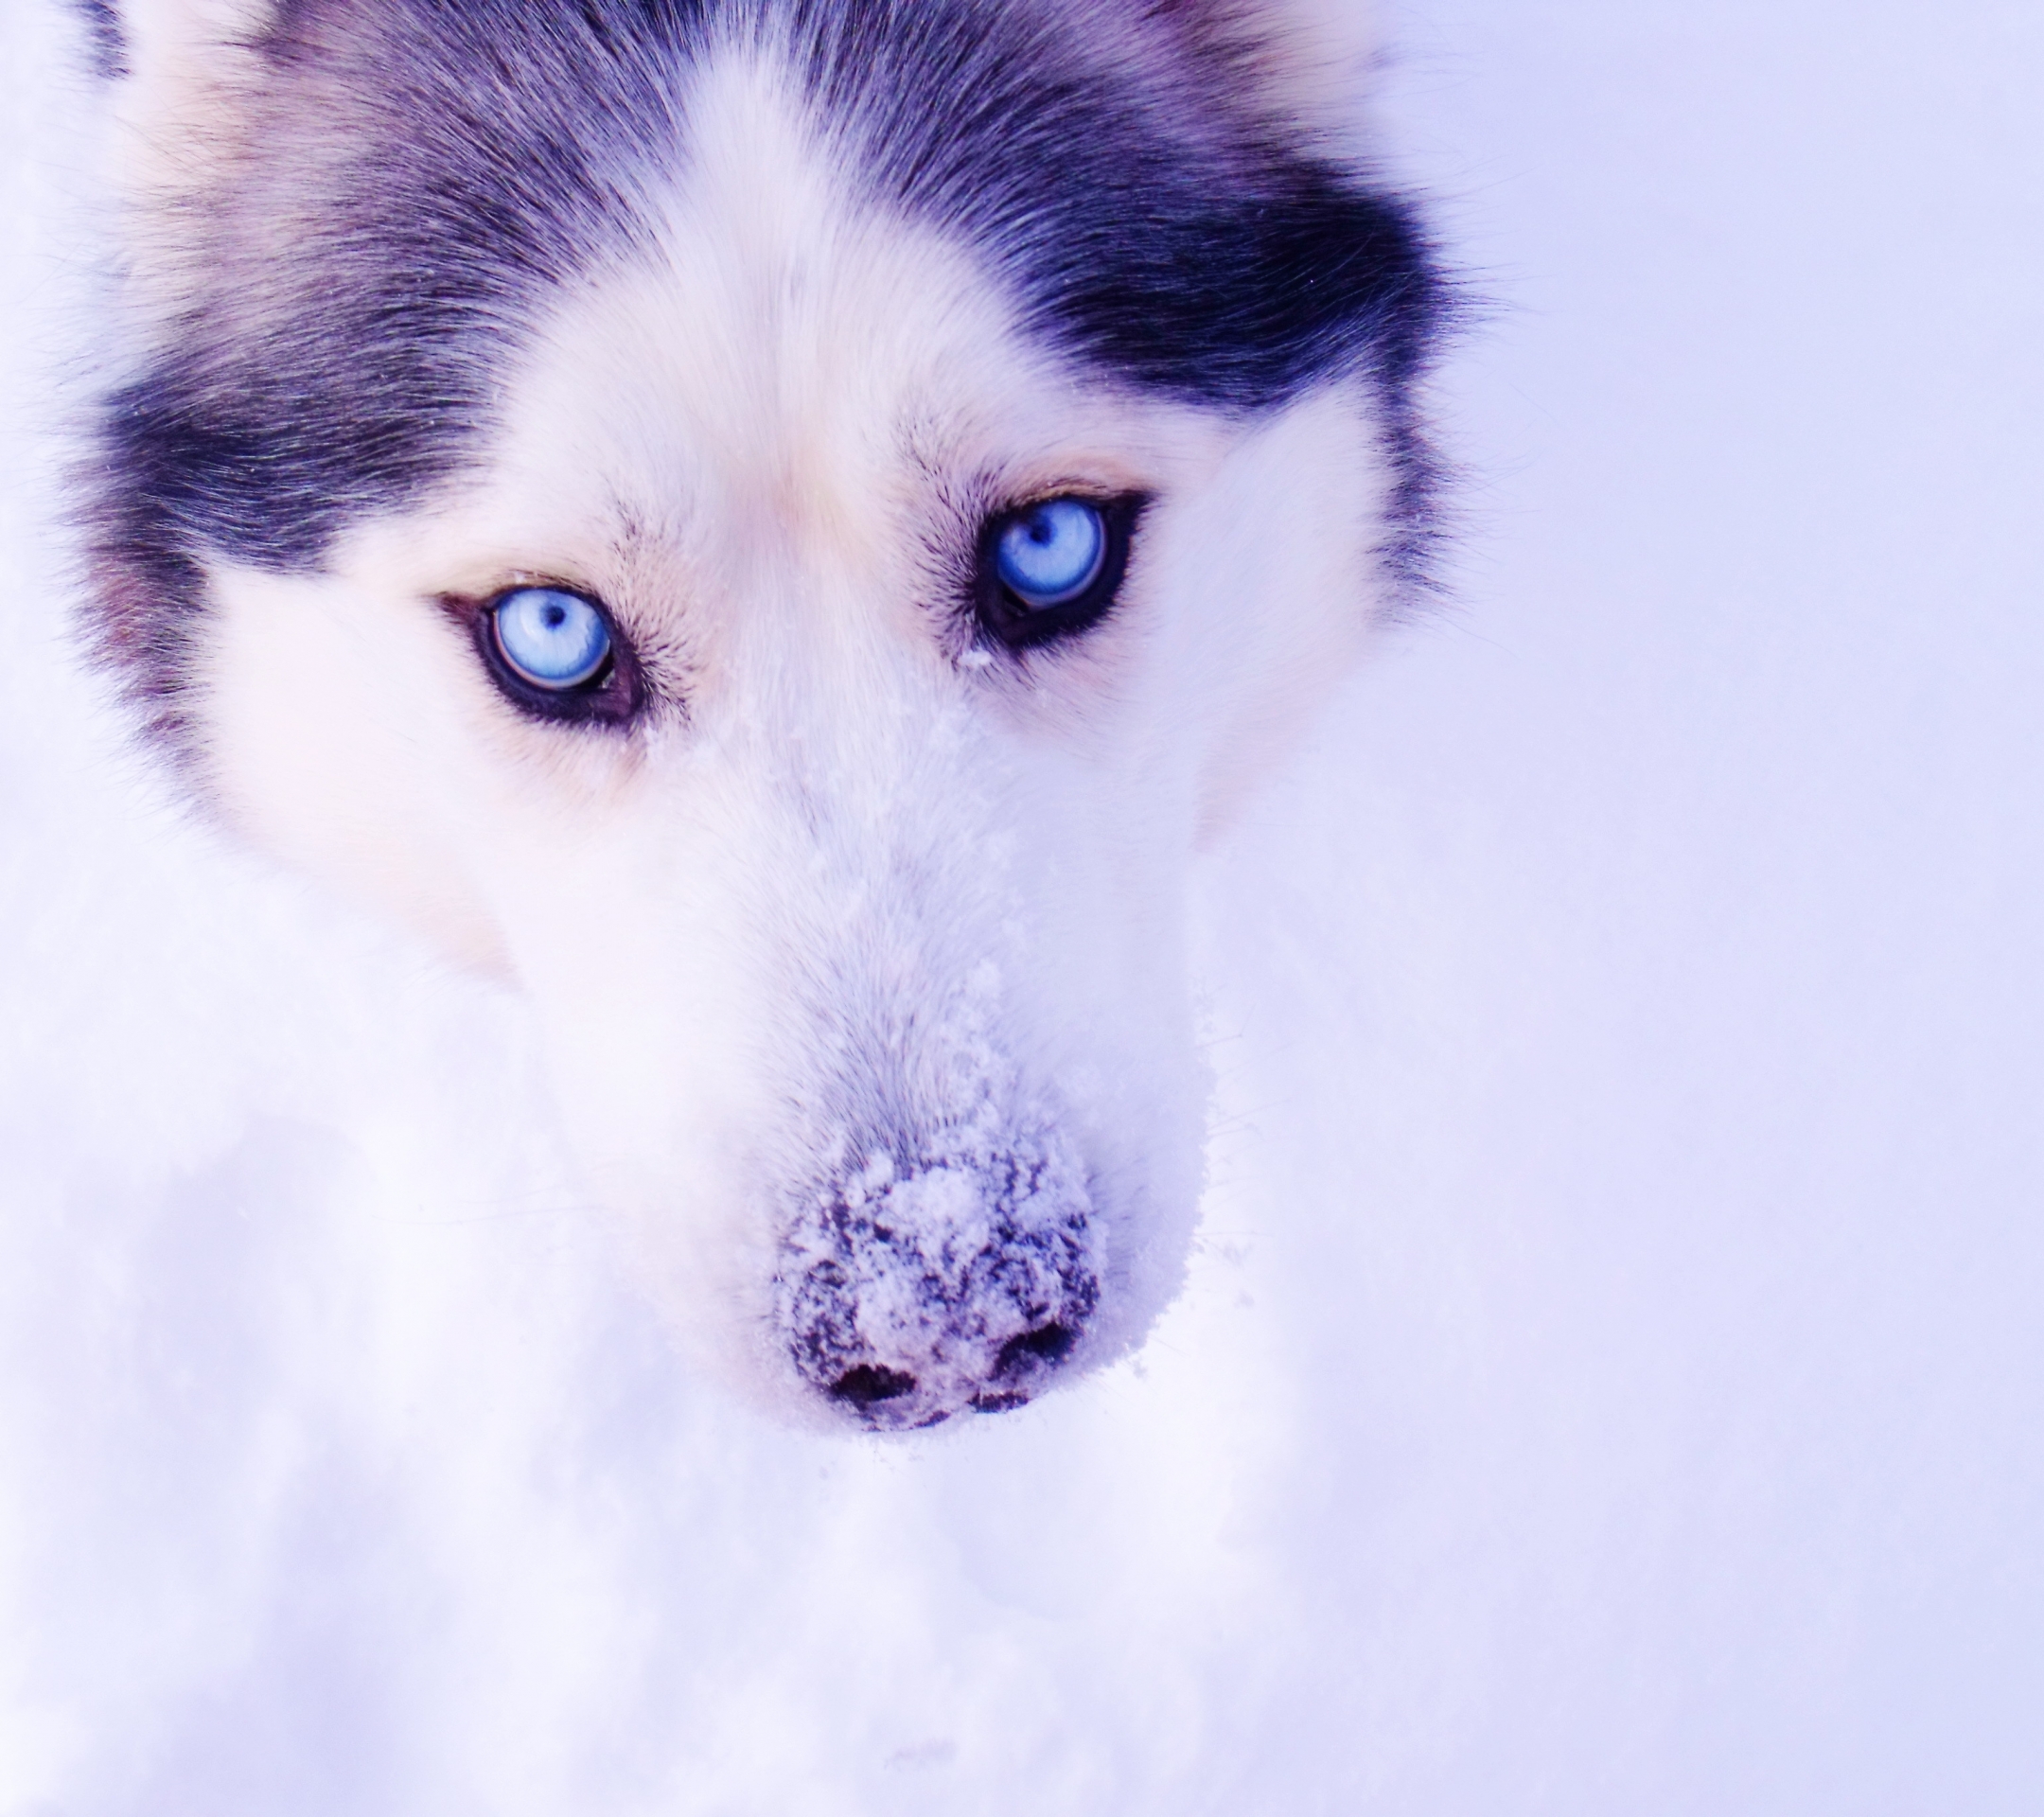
[
  {"x1": 84, "y1": 0, "x2": 1448, "y2": 744},
  {"x1": 797, "y1": 0, "x2": 1443, "y2": 406}
]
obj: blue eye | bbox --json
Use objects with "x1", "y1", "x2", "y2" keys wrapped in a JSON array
[
  {"x1": 490, "y1": 587, "x2": 612, "y2": 690},
  {"x1": 995, "y1": 499, "x2": 1107, "y2": 608}
]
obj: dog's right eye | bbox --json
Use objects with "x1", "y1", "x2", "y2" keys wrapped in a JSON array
[{"x1": 473, "y1": 586, "x2": 643, "y2": 726}]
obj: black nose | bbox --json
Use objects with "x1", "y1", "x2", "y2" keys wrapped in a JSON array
[
  {"x1": 817, "y1": 1315, "x2": 1084, "y2": 1428},
  {"x1": 780, "y1": 1145, "x2": 1101, "y2": 1428}
]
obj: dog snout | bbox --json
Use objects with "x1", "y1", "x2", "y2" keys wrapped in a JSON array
[{"x1": 778, "y1": 1142, "x2": 1101, "y2": 1430}]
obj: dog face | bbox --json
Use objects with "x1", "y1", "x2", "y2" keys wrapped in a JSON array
[{"x1": 82, "y1": 0, "x2": 1441, "y2": 1427}]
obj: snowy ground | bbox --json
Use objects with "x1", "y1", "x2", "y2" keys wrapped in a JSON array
[{"x1": 4, "y1": 2, "x2": 2042, "y2": 1811}]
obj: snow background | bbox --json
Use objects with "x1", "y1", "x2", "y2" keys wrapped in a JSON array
[{"x1": 4, "y1": 0, "x2": 2042, "y2": 1809}]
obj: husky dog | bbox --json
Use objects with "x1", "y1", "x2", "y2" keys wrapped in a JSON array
[{"x1": 77, "y1": 0, "x2": 1442, "y2": 1430}]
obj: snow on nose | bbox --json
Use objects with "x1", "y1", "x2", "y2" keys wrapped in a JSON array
[{"x1": 778, "y1": 1136, "x2": 1101, "y2": 1430}]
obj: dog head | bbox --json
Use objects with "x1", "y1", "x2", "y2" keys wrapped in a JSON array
[{"x1": 80, "y1": 0, "x2": 1442, "y2": 1428}]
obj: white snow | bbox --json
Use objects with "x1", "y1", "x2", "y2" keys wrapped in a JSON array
[{"x1": 4, "y1": 0, "x2": 2043, "y2": 1809}]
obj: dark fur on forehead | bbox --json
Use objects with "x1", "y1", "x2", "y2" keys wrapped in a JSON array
[{"x1": 83, "y1": 0, "x2": 1445, "y2": 743}]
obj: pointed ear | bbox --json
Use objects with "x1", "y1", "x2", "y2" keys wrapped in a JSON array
[
  {"x1": 90, "y1": 0, "x2": 275, "y2": 201},
  {"x1": 1154, "y1": 0, "x2": 1383, "y2": 154}
]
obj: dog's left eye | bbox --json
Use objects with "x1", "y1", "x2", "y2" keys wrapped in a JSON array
[
  {"x1": 977, "y1": 494, "x2": 1142, "y2": 651},
  {"x1": 996, "y1": 500, "x2": 1106, "y2": 607}
]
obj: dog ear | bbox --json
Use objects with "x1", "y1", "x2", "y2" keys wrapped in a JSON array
[
  {"x1": 1148, "y1": 0, "x2": 1383, "y2": 153},
  {"x1": 90, "y1": 0, "x2": 275, "y2": 199}
]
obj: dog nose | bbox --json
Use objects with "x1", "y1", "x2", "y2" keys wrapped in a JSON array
[
  {"x1": 820, "y1": 1318, "x2": 1082, "y2": 1425},
  {"x1": 805, "y1": 1311, "x2": 1090, "y2": 1427},
  {"x1": 814, "y1": 1316, "x2": 1084, "y2": 1429},
  {"x1": 778, "y1": 1144, "x2": 1101, "y2": 1430}
]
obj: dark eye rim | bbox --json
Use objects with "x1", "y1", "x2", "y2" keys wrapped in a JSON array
[
  {"x1": 974, "y1": 491, "x2": 1149, "y2": 652},
  {"x1": 445, "y1": 584, "x2": 646, "y2": 728}
]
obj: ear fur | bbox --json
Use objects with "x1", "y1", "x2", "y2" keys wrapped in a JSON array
[
  {"x1": 1151, "y1": 0, "x2": 1383, "y2": 156},
  {"x1": 93, "y1": 0, "x2": 274, "y2": 202}
]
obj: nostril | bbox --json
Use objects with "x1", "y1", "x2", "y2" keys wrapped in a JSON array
[
  {"x1": 995, "y1": 1321, "x2": 1076, "y2": 1380},
  {"x1": 830, "y1": 1364, "x2": 917, "y2": 1409}
]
